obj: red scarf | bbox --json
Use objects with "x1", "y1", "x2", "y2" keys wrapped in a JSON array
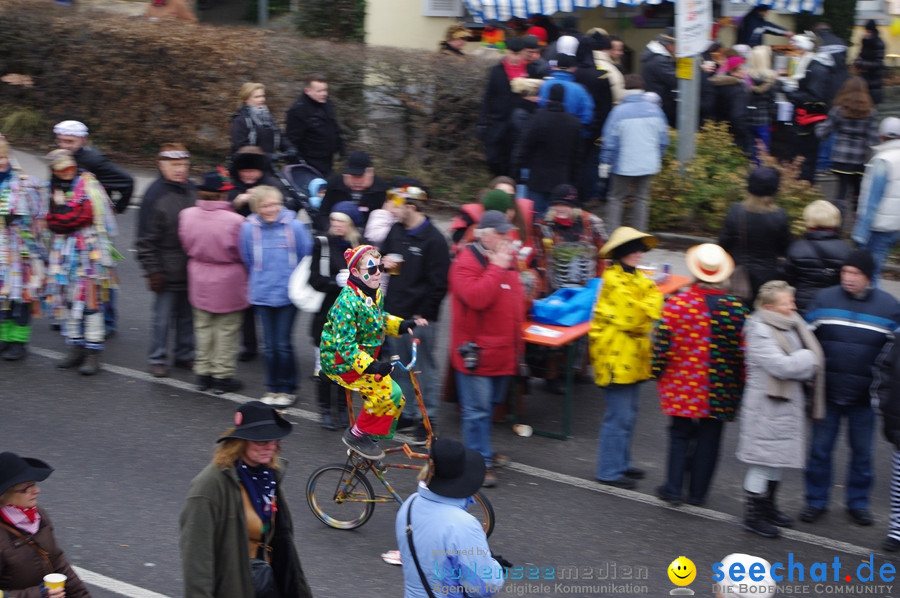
[
  {"x1": 1, "y1": 505, "x2": 41, "y2": 534},
  {"x1": 502, "y1": 59, "x2": 527, "y2": 81}
]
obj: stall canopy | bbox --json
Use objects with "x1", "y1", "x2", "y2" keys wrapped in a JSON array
[{"x1": 463, "y1": 0, "x2": 822, "y2": 23}]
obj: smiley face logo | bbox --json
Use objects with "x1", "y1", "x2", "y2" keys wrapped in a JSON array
[{"x1": 667, "y1": 556, "x2": 696, "y2": 587}]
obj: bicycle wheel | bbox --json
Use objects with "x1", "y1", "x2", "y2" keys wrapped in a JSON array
[
  {"x1": 469, "y1": 491, "x2": 495, "y2": 537},
  {"x1": 306, "y1": 463, "x2": 375, "y2": 530}
]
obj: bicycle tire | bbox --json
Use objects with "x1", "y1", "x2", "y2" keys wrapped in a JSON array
[
  {"x1": 306, "y1": 463, "x2": 376, "y2": 530},
  {"x1": 470, "y1": 491, "x2": 495, "y2": 537}
]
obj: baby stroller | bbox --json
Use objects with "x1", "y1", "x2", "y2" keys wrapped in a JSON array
[{"x1": 280, "y1": 161, "x2": 325, "y2": 224}]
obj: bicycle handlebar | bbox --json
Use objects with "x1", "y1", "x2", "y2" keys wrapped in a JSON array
[{"x1": 373, "y1": 338, "x2": 420, "y2": 381}]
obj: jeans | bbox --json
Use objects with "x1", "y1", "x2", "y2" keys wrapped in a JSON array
[
  {"x1": 606, "y1": 174, "x2": 652, "y2": 233},
  {"x1": 805, "y1": 402, "x2": 876, "y2": 510},
  {"x1": 529, "y1": 190, "x2": 551, "y2": 219},
  {"x1": 148, "y1": 290, "x2": 194, "y2": 364},
  {"x1": 659, "y1": 416, "x2": 724, "y2": 503},
  {"x1": 863, "y1": 230, "x2": 900, "y2": 287},
  {"x1": 256, "y1": 304, "x2": 298, "y2": 393},
  {"x1": 455, "y1": 371, "x2": 510, "y2": 468},
  {"x1": 750, "y1": 125, "x2": 771, "y2": 166},
  {"x1": 104, "y1": 287, "x2": 117, "y2": 334},
  {"x1": 383, "y1": 324, "x2": 439, "y2": 424},
  {"x1": 595, "y1": 383, "x2": 641, "y2": 481}
]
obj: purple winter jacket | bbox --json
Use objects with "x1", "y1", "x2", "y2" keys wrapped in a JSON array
[{"x1": 178, "y1": 200, "x2": 249, "y2": 313}]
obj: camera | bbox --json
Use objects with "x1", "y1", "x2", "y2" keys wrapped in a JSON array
[{"x1": 457, "y1": 342, "x2": 482, "y2": 372}]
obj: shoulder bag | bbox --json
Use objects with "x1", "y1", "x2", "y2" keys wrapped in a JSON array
[
  {"x1": 405, "y1": 495, "x2": 439, "y2": 598},
  {"x1": 289, "y1": 236, "x2": 329, "y2": 313}
]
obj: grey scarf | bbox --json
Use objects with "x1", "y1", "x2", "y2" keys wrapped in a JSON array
[{"x1": 754, "y1": 309, "x2": 827, "y2": 420}]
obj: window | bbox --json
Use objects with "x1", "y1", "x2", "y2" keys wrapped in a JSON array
[{"x1": 423, "y1": 0, "x2": 464, "y2": 17}]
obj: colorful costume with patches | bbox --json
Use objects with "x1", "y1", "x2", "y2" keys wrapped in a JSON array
[
  {"x1": 0, "y1": 161, "x2": 45, "y2": 349},
  {"x1": 45, "y1": 170, "x2": 118, "y2": 350},
  {"x1": 320, "y1": 246, "x2": 407, "y2": 438}
]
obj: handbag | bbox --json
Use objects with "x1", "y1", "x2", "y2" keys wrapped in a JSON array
[
  {"x1": 250, "y1": 557, "x2": 281, "y2": 598},
  {"x1": 288, "y1": 236, "x2": 329, "y2": 313},
  {"x1": 530, "y1": 278, "x2": 602, "y2": 327}
]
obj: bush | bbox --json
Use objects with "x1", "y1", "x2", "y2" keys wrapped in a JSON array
[
  {"x1": 0, "y1": 0, "x2": 495, "y2": 202},
  {"x1": 297, "y1": 0, "x2": 365, "y2": 43},
  {"x1": 650, "y1": 121, "x2": 824, "y2": 236}
]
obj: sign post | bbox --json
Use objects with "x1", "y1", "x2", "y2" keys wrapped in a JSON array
[{"x1": 675, "y1": 0, "x2": 712, "y2": 166}]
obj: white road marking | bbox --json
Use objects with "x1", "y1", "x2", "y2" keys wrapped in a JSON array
[{"x1": 29, "y1": 347, "x2": 876, "y2": 597}]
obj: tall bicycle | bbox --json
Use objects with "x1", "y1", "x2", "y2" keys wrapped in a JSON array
[{"x1": 306, "y1": 339, "x2": 495, "y2": 536}]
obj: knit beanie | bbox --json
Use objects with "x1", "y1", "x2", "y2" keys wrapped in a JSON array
[
  {"x1": 482, "y1": 189, "x2": 514, "y2": 213},
  {"x1": 345, "y1": 244, "x2": 377, "y2": 271},
  {"x1": 844, "y1": 249, "x2": 876, "y2": 280},
  {"x1": 747, "y1": 167, "x2": 780, "y2": 197},
  {"x1": 331, "y1": 201, "x2": 363, "y2": 228}
]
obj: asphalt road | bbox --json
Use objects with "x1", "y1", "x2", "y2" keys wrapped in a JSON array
[{"x1": 4, "y1": 150, "x2": 900, "y2": 597}]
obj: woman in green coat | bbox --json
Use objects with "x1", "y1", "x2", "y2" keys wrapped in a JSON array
[{"x1": 179, "y1": 401, "x2": 313, "y2": 598}]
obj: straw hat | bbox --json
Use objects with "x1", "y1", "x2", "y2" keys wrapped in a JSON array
[
  {"x1": 599, "y1": 227, "x2": 657, "y2": 259},
  {"x1": 685, "y1": 243, "x2": 735, "y2": 283}
]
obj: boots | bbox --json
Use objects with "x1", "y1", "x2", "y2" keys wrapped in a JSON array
[
  {"x1": 318, "y1": 375, "x2": 336, "y2": 430},
  {"x1": 78, "y1": 349, "x2": 101, "y2": 376},
  {"x1": 764, "y1": 481, "x2": 795, "y2": 527},
  {"x1": 1, "y1": 342, "x2": 26, "y2": 361},
  {"x1": 743, "y1": 492, "x2": 780, "y2": 538},
  {"x1": 57, "y1": 345, "x2": 85, "y2": 369}
]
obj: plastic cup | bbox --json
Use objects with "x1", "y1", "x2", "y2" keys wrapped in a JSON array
[
  {"x1": 43, "y1": 573, "x2": 67, "y2": 590},
  {"x1": 385, "y1": 253, "x2": 404, "y2": 275},
  {"x1": 513, "y1": 424, "x2": 533, "y2": 437}
]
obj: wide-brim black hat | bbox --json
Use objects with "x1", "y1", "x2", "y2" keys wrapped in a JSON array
[
  {"x1": 217, "y1": 401, "x2": 293, "y2": 443},
  {"x1": 0, "y1": 452, "x2": 53, "y2": 497},
  {"x1": 427, "y1": 438, "x2": 486, "y2": 499}
]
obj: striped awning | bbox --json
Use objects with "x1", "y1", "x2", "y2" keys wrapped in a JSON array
[{"x1": 464, "y1": 0, "x2": 822, "y2": 23}]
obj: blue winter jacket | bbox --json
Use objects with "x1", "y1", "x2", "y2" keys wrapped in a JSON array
[
  {"x1": 806, "y1": 284, "x2": 900, "y2": 406},
  {"x1": 395, "y1": 484, "x2": 504, "y2": 598},
  {"x1": 239, "y1": 208, "x2": 312, "y2": 307},
  {"x1": 600, "y1": 93, "x2": 670, "y2": 177}
]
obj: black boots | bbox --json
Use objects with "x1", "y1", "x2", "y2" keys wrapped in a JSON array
[
  {"x1": 744, "y1": 492, "x2": 780, "y2": 538},
  {"x1": 744, "y1": 481, "x2": 794, "y2": 538},
  {"x1": 57, "y1": 345, "x2": 85, "y2": 369},
  {"x1": 1, "y1": 342, "x2": 26, "y2": 361},
  {"x1": 78, "y1": 349, "x2": 101, "y2": 376},
  {"x1": 764, "y1": 481, "x2": 795, "y2": 528}
]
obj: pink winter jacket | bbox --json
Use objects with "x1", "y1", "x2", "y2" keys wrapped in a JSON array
[{"x1": 178, "y1": 200, "x2": 249, "y2": 313}]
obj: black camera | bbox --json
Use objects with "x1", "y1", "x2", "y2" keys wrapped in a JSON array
[{"x1": 457, "y1": 342, "x2": 482, "y2": 372}]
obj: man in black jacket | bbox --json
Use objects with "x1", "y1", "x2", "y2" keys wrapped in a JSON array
[
  {"x1": 639, "y1": 28, "x2": 678, "y2": 127},
  {"x1": 136, "y1": 143, "x2": 197, "y2": 378},
  {"x1": 380, "y1": 186, "x2": 450, "y2": 443},
  {"x1": 54, "y1": 120, "x2": 134, "y2": 214},
  {"x1": 317, "y1": 151, "x2": 389, "y2": 232},
  {"x1": 285, "y1": 74, "x2": 345, "y2": 177}
]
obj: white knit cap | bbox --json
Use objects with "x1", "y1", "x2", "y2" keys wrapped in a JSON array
[
  {"x1": 556, "y1": 35, "x2": 579, "y2": 56},
  {"x1": 717, "y1": 554, "x2": 775, "y2": 598},
  {"x1": 53, "y1": 120, "x2": 89, "y2": 137}
]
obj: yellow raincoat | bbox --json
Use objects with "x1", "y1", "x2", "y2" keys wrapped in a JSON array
[{"x1": 589, "y1": 263, "x2": 663, "y2": 386}]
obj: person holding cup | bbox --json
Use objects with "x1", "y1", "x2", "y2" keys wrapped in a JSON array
[{"x1": 0, "y1": 452, "x2": 92, "y2": 597}]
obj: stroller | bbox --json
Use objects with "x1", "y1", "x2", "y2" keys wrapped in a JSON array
[{"x1": 279, "y1": 160, "x2": 325, "y2": 226}]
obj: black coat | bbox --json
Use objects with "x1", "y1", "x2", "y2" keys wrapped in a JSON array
[
  {"x1": 718, "y1": 203, "x2": 791, "y2": 304},
  {"x1": 511, "y1": 102, "x2": 582, "y2": 193},
  {"x1": 640, "y1": 42, "x2": 677, "y2": 126},
  {"x1": 478, "y1": 62, "x2": 535, "y2": 175},
  {"x1": 226, "y1": 173, "x2": 285, "y2": 217},
  {"x1": 74, "y1": 146, "x2": 134, "y2": 213},
  {"x1": 573, "y1": 64, "x2": 613, "y2": 142},
  {"x1": 710, "y1": 73, "x2": 751, "y2": 154},
  {"x1": 285, "y1": 93, "x2": 344, "y2": 174},
  {"x1": 879, "y1": 331, "x2": 900, "y2": 447},
  {"x1": 136, "y1": 181, "x2": 196, "y2": 291},
  {"x1": 229, "y1": 105, "x2": 292, "y2": 156},
  {"x1": 316, "y1": 174, "x2": 390, "y2": 232},
  {"x1": 783, "y1": 230, "x2": 852, "y2": 312},
  {"x1": 380, "y1": 218, "x2": 450, "y2": 321},
  {"x1": 856, "y1": 34, "x2": 886, "y2": 104},
  {"x1": 309, "y1": 234, "x2": 352, "y2": 344}
]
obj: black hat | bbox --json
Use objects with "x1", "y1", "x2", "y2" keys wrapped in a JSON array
[
  {"x1": 506, "y1": 36, "x2": 526, "y2": 53},
  {"x1": 548, "y1": 83, "x2": 565, "y2": 103},
  {"x1": 550, "y1": 183, "x2": 578, "y2": 205},
  {"x1": 522, "y1": 34, "x2": 539, "y2": 50},
  {"x1": 658, "y1": 27, "x2": 676, "y2": 43},
  {"x1": 0, "y1": 452, "x2": 53, "y2": 497},
  {"x1": 556, "y1": 53, "x2": 576, "y2": 69},
  {"x1": 747, "y1": 166, "x2": 780, "y2": 197},
  {"x1": 844, "y1": 248, "x2": 876, "y2": 280},
  {"x1": 217, "y1": 401, "x2": 293, "y2": 443},
  {"x1": 427, "y1": 438, "x2": 486, "y2": 498},
  {"x1": 197, "y1": 167, "x2": 235, "y2": 192},
  {"x1": 344, "y1": 151, "x2": 372, "y2": 176},
  {"x1": 232, "y1": 150, "x2": 268, "y2": 172}
]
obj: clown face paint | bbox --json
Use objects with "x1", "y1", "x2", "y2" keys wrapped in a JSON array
[{"x1": 355, "y1": 255, "x2": 383, "y2": 290}]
